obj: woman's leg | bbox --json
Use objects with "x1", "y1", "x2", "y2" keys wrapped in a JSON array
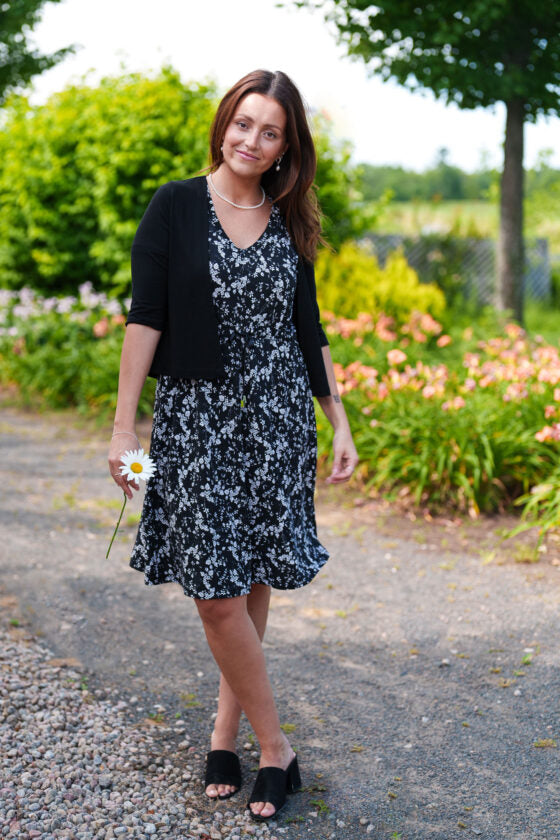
[
  {"x1": 205, "y1": 583, "x2": 271, "y2": 798},
  {"x1": 195, "y1": 587, "x2": 295, "y2": 818}
]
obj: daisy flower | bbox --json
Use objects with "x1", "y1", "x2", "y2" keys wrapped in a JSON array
[
  {"x1": 106, "y1": 448, "x2": 156, "y2": 559},
  {"x1": 118, "y1": 448, "x2": 156, "y2": 485}
]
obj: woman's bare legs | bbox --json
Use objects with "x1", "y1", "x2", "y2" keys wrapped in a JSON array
[
  {"x1": 205, "y1": 583, "x2": 271, "y2": 799},
  {"x1": 195, "y1": 585, "x2": 295, "y2": 819}
]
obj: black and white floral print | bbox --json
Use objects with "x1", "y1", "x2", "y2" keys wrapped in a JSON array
[{"x1": 128, "y1": 183, "x2": 330, "y2": 599}]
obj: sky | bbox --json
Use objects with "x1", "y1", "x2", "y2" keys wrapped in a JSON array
[{"x1": 27, "y1": 0, "x2": 560, "y2": 173}]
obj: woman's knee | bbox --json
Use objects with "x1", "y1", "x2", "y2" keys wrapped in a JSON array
[{"x1": 195, "y1": 594, "x2": 246, "y2": 630}]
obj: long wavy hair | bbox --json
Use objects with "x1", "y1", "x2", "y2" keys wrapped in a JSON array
[{"x1": 208, "y1": 69, "x2": 325, "y2": 263}]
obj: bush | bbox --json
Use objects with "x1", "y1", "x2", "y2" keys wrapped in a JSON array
[
  {"x1": 315, "y1": 243, "x2": 446, "y2": 322},
  {"x1": 0, "y1": 68, "x2": 217, "y2": 297},
  {"x1": 316, "y1": 313, "x2": 560, "y2": 522},
  {"x1": 312, "y1": 113, "x2": 383, "y2": 248},
  {"x1": 0, "y1": 285, "x2": 155, "y2": 419}
]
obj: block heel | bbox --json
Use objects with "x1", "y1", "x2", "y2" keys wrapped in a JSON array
[{"x1": 286, "y1": 754, "x2": 302, "y2": 793}]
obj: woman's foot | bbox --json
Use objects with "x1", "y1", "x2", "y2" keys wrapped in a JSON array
[
  {"x1": 249, "y1": 733, "x2": 296, "y2": 819},
  {"x1": 205, "y1": 731, "x2": 240, "y2": 799}
]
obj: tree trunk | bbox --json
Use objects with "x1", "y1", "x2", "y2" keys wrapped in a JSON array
[{"x1": 496, "y1": 98, "x2": 525, "y2": 323}]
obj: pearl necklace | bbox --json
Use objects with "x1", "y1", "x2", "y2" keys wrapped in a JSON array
[{"x1": 209, "y1": 172, "x2": 266, "y2": 210}]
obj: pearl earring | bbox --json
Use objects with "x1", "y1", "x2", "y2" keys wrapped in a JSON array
[{"x1": 275, "y1": 155, "x2": 283, "y2": 172}]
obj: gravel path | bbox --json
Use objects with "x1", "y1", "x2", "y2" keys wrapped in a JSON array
[{"x1": 1, "y1": 404, "x2": 559, "y2": 840}]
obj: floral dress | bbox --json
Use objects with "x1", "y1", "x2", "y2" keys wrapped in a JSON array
[{"x1": 128, "y1": 182, "x2": 330, "y2": 599}]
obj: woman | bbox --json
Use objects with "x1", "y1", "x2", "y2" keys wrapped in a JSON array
[{"x1": 108, "y1": 69, "x2": 359, "y2": 822}]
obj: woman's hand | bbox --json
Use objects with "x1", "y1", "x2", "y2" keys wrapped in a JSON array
[
  {"x1": 326, "y1": 426, "x2": 359, "y2": 484},
  {"x1": 108, "y1": 433, "x2": 141, "y2": 500}
]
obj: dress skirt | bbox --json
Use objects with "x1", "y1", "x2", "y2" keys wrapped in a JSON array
[{"x1": 128, "y1": 183, "x2": 330, "y2": 599}]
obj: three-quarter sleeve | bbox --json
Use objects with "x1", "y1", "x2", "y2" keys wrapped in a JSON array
[
  {"x1": 303, "y1": 258, "x2": 329, "y2": 347},
  {"x1": 125, "y1": 182, "x2": 172, "y2": 331}
]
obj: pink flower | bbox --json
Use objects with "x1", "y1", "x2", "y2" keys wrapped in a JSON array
[
  {"x1": 387, "y1": 348, "x2": 407, "y2": 365},
  {"x1": 463, "y1": 353, "x2": 480, "y2": 368},
  {"x1": 437, "y1": 334, "x2": 452, "y2": 348},
  {"x1": 93, "y1": 318, "x2": 109, "y2": 338},
  {"x1": 545, "y1": 405, "x2": 557, "y2": 419},
  {"x1": 504, "y1": 322, "x2": 525, "y2": 339},
  {"x1": 422, "y1": 385, "x2": 436, "y2": 398},
  {"x1": 535, "y1": 424, "x2": 560, "y2": 442},
  {"x1": 419, "y1": 313, "x2": 442, "y2": 334}
]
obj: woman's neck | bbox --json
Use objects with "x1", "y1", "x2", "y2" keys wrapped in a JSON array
[{"x1": 211, "y1": 165, "x2": 263, "y2": 206}]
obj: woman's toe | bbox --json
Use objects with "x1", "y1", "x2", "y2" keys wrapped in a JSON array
[
  {"x1": 250, "y1": 800, "x2": 276, "y2": 817},
  {"x1": 206, "y1": 784, "x2": 219, "y2": 798}
]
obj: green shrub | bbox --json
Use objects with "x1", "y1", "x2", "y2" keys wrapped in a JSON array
[
  {"x1": 0, "y1": 68, "x2": 217, "y2": 297},
  {"x1": 315, "y1": 243, "x2": 446, "y2": 321},
  {"x1": 316, "y1": 314, "x2": 560, "y2": 521},
  {"x1": 312, "y1": 113, "x2": 385, "y2": 248},
  {"x1": 0, "y1": 286, "x2": 155, "y2": 419}
]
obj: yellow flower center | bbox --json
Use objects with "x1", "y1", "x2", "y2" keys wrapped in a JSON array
[{"x1": 131, "y1": 462, "x2": 143, "y2": 474}]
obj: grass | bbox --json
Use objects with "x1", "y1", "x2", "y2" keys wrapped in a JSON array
[
  {"x1": 525, "y1": 299, "x2": 560, "y2": 345},
  {"x1": 375, "y1": 199, "x2": 560, "y2": 253},
  {"x1": 376, "y1": 199, "x2": 498, "y2": 239}
]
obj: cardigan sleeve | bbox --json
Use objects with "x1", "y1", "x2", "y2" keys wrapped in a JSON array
[
  {"x1": 125, "y1": 182, "x2": 172, "y2": 331},
  {"x1": 303, "y1": 258, "x2": 329, "y2": 347}
]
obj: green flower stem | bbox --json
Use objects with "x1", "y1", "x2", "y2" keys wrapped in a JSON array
[{"x1": 106, "y1": 492, "x2": 127, "y2": 559}]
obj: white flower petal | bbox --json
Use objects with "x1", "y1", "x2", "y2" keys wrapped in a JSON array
[{"x1": 118, "y1": 448, "x2": 156, "y2": 482}]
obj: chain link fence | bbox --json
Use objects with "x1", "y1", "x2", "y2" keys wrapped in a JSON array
[{"x1": 362, "y1": 233, "x2": 550, "y2": 305}]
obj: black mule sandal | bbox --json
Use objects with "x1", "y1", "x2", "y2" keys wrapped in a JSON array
[
  {"x1": 247, "y1": 754, "x2": 301, "y2": 821},
  {"x1": 204, "y1": 749, "x2": 242, "y2": 800}
]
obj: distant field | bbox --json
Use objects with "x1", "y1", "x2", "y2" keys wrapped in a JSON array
[{"x1": 375, "y1": 200, "x2": 560, "y2": 255}]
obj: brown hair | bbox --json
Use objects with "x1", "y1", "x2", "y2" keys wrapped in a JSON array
[{"x1": 208, "y1": 69, "x2": 325, "y2": 263}]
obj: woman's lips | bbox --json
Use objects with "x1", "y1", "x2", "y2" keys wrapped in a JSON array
[{"x1": 236, "y1": 149, "x2": 258, "y2": 160}]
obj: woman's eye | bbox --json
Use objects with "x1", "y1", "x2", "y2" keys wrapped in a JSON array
[{"x1": 236, "y1": 121, "x2": 248, "y2": 129}]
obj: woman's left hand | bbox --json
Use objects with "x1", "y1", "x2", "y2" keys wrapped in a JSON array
[{"x1": 326, "y1": 426, "x2": 359, "y2": 484}]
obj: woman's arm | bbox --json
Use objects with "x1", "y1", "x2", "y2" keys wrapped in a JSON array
[
  {"x1": 316, "y1": 344, "x2": 359, "y2": 484},
  {"x1": 109, "y1": 323, "x2": 162, "y2": 499}
]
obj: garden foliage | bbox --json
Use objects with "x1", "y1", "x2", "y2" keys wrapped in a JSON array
[
  {"x1": 314, "y1": 242, "x2": 446, "y2": 321},
  {"x1": 3, "y1": 284, "x2": 560, "y2": 540},
  {"x1": 0, "y1": 69, "x2": 372, "y2": 296},
  {"x1": 0, "y1": 68, "x2": 217, "y2": 296}
]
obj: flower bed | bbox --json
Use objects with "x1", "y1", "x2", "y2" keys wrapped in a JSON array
[
  {"x1": 0, "y1": 284, "x2": 155, "y2": 419},
  {"x1": 2, "y1": 286, "x2": 560, "y2": 533},
  {"x1": 316, "y1": 311, "x2": 560, "y2": 526}
]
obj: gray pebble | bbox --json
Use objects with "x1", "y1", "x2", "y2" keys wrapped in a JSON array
[{"x1": 0, "y1": 629, "x2": 265, "y2": 840}]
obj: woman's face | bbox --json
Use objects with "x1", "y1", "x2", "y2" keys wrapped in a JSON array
[{"x1": 222, "y1": 93, "x2": 288, "y2": 179}]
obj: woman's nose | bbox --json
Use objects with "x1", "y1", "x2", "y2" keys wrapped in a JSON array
[{"x1": 245, "y1": 129, "x2": 260, "y2": 149}]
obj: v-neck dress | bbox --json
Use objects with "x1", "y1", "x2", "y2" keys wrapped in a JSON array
[{"x1": 128, "y1": 182, "x2": 330, "y2": 600}]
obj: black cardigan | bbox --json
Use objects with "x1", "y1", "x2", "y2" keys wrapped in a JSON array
[{"x1": 125, "y1": 175, "x2": 331, "y2": 397}]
